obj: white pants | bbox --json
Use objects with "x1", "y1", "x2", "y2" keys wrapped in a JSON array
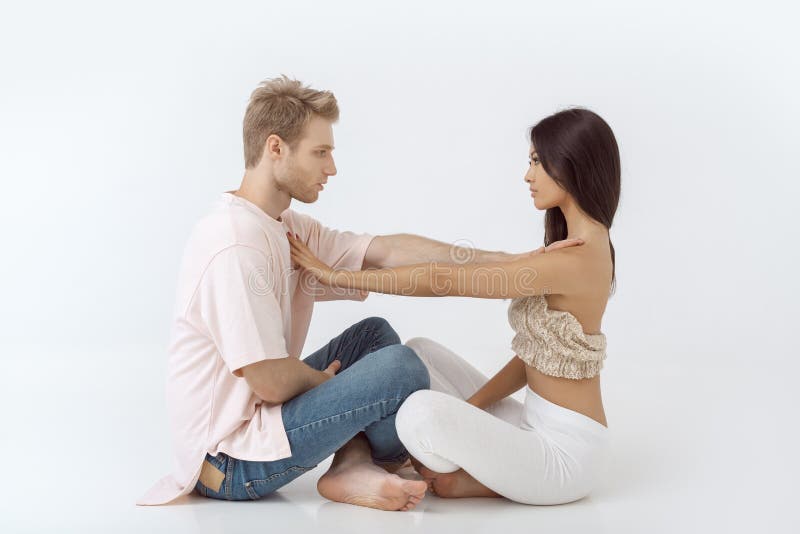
[{"x1": 395, "y1": 337, "x2": 610, "y2": 505}]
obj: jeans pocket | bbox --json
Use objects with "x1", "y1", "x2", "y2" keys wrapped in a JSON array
[
  {"x1": 196, "y1": 453, "x2": 229, "y2": 499},
  {"x1": 243, "y1": 465, "x2": 315, "y2": 501}
]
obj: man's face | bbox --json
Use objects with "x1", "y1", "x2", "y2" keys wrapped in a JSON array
[{"x1": 274, "y1": 116, "x2": 337, "y2": 204}]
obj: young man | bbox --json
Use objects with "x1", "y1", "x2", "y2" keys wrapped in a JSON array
[{"x1": 136, "y1": 76, "x2": 519, "y2": 511}]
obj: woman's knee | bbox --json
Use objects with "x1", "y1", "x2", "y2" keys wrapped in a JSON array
[
  {"x1": 395, "y1": 391, "x2": 461, "y2": 473},
  {"x1": 395, "y1": 390, "x2": 442, "y2": 437},
  {"x1": 404, "y1": 337, "x2": 436, "y2": 360},
  {"x1": 404, "y1": 337, "x2": 462, "y2": 373},
  {"x1": 405, "y1": 337, "x2": 449, "y2": 374}
]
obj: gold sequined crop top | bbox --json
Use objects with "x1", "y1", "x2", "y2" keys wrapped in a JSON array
[{"x1": 508, "y1": 295, "x2": 607, "y2": 379}]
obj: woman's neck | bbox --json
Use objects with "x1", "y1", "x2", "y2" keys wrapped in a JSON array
[{"x1": 559, "y1": 197, "x2": 608, "y2": 242}]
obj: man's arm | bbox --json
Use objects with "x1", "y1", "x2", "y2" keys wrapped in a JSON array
[
  {"x1": 465, "y1": 356, "x2": 528, "y2": 409},
  {"x1": 239, "y1": 357, "x2": 340, "y2": 405},
  {"x1": 363, "y1": 234, "x2": 513, "y2": 269}
]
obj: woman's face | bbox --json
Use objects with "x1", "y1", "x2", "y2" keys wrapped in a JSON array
[{"x1": 524, "y1": 145, "x2": 566, "y2": 210}]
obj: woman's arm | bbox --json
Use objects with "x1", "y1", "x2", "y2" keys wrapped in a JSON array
[
  {"x1": 361, "y1": 233, "x2": 584, "y2": 269},
  {"x1": 362, "y1": 234, "x2": 513, "y2": 268},
  {"x1": 289, "y1": 232, "x2": 588, "y2": 299},
  {"x1": 466, "y1": 356, "x2": 528, "y2": 410}
]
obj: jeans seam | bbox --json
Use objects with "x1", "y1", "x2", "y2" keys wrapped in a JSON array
[
  {"x1": 285, "y1": 397, "x2": 406, "y2": 434},
  {"x1": 225, "y1": 456, "x2": 235, "y2": 500},
  {"x1": 249, "y1": 465, "x2": 314, "y2": 486}
]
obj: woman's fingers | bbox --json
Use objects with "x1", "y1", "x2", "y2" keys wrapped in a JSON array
[
  {"x1": 287, "y1": 236, "x2": 309, "y2": 256},
  {"x1": 288, "y1": 235, "x2": 315, "y2": 259},
  {"x1": 289, "y1": 242, "x2": 313, "y2": 267},
  {"x1": 287, "y1": 233, "x2": 334, "y2": 283},
  {"x1": 292, "y1": 252, "x2": 313, "y2": 269},
  {"x1": 289, "y1": 239, "x2": 320, "y2": 264},
  {"x1": 545, "y1": 238, "x2": 585, "y2": 252}
]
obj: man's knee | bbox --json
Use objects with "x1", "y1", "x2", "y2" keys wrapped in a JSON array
[
  {"x1": 398, "y1": 345, "x2": 430, "y2": 391},
  {"x1": 370, "y1": 344, "x2": 430, "y2": 393},
  {"x1": 359, "y1": 316, "x2": 401, "y2": 346}
]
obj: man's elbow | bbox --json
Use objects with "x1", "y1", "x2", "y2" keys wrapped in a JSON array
[
  {"x1": 363, "y1": 235, "x2": 398, "y2": 269},
  {"x1": 241, "y1": 361, "x2": 291, "y2": 404},
  {"x1": 252, "y1": 383, "x2": 283, "y2": 404},
  {"x1": 255, "y1": 374, "x2": 293, "y2": 404}
]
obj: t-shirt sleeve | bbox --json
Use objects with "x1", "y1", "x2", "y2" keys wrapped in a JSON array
[
  {"x1": 290, "y1": 212, "x2": 375, "y2": 302},
  {"x1": 197, "y1": 245, "x2": 289, "y2": 376}
]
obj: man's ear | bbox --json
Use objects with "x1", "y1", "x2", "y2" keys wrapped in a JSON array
[{"x1": 264, "y1": 134, "x2": 284, "y2": 161}]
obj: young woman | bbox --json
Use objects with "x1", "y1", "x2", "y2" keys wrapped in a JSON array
[{"x1": 288, "y1": 107, "x2": 620, "y2": 505}]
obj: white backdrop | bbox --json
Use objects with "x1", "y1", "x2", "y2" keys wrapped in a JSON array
[{"x1": 1, "y1": 1, "x2": 798, "y2": 532}]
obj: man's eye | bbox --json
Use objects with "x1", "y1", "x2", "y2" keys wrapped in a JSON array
[{"x1": 319, "y1": 150, "x2": 327, "y2": 156}]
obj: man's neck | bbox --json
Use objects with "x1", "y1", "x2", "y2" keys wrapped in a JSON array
[{"x1": 234, "y1": 170, "x2": 291, "y2": 221}]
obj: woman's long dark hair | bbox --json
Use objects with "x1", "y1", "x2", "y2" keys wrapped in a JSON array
[{"x1": 529, "y1": 108, "x2": 621, "y2": 294}]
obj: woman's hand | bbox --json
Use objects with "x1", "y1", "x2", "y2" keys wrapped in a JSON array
[
  {"x1": 287, "y1": 232, "x2": 336, "y2": 285},
  {"x1": 509, "y1": 237, "x2": 584, "y2": 261}
]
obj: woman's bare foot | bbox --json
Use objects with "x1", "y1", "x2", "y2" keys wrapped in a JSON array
[
  {"x1": 317, "y1": 461, "x2": 428, "y2": 511},
  {"x1": 376, "y1": 458, "x2": 410, "y2": 474},
  {"x1": 415, "y1": 464, "x2": 501, "y2": 499}
]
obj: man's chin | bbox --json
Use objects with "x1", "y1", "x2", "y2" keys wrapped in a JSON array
[{"x1": 293, "y1": 192, "x2": 320, "y2": 204}]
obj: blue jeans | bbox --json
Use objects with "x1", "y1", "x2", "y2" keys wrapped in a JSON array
[{"x1": 194, "y1": 316, "x2": 430, "y2": 501}]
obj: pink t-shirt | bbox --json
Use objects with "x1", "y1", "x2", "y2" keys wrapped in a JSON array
[{"x1": 136, "y1": 192, "x2": 374, "y2": 506}]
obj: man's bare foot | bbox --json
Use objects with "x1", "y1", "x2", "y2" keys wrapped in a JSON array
[
  {"x1": 416, "y1": 466, "x2": 501, "y2": 499},
  {"x1": 317, "y1": 461, "x2": 428, "y2": 511}
]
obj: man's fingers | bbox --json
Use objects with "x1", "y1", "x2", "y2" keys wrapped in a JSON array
[{"x1": 324, "y1": 360, "x2": 341, "y2": 376}]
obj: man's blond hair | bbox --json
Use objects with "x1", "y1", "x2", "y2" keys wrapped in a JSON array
[{"x1": 243, "y1": 75, "x2": 339, "y2": 168}]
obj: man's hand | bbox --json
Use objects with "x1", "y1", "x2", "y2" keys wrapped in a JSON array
[
  {"x1": 323, "y1": 360, "x2": 341, "y2": 379},
  {"x1": 301, "y1": 360, "x2": 342, "y2": 393}
]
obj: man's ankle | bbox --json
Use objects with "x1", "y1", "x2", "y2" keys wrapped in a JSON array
[{"x1": 330, "y1": 434, "x2": 372, "y2": 468}]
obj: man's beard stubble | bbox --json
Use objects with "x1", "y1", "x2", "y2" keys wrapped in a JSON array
[{"x1": 275, "y1": 159, "x2": 315, "y2": 204}]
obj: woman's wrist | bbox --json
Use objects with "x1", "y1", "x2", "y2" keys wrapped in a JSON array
[
  {"x1": 466, "y1": 396, "x2": 484, "y2": 409},
  {"x1": 329, "y1": 269, "x2": 350, "y2": 288}
]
